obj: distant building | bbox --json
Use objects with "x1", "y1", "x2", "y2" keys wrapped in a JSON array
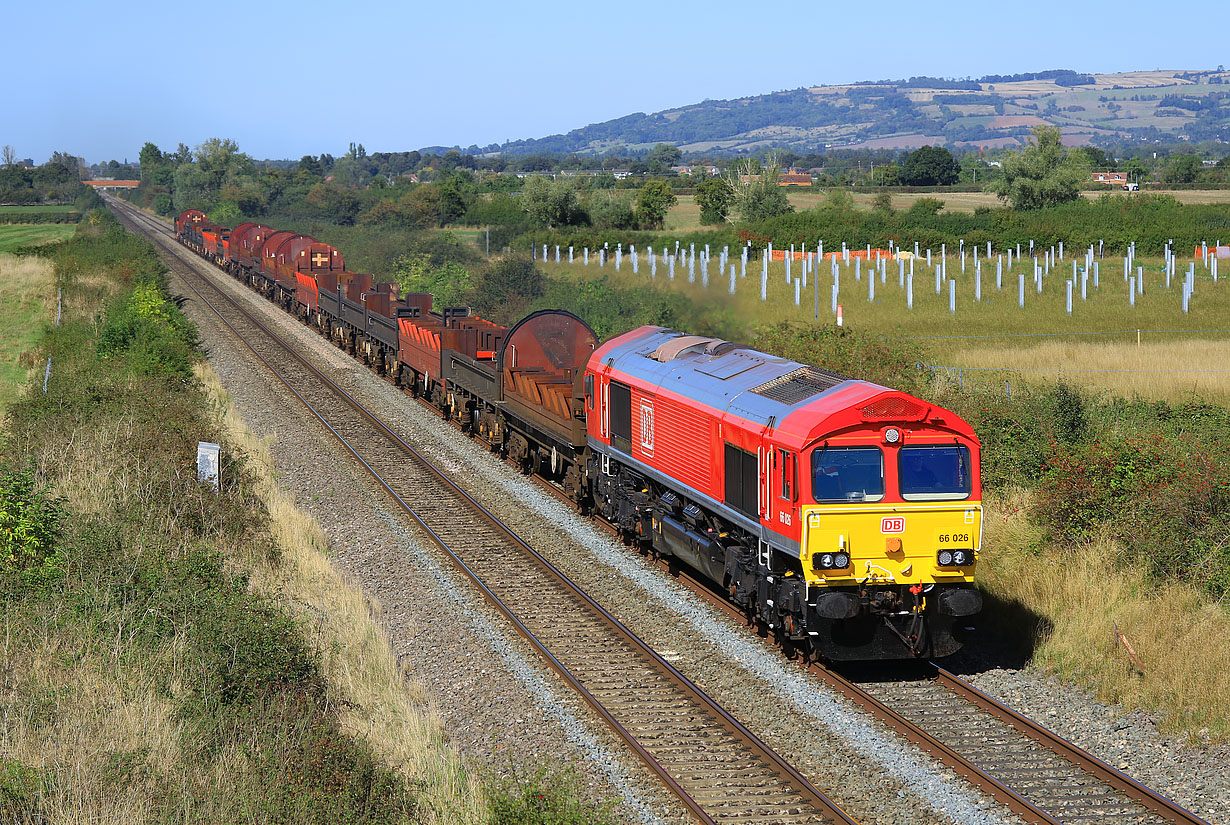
[
  {"x1": 1091, "y1": 171, "x2": 1128, "y2": 186},
  {"x1": 777, "y1": 172, "x2": 814, "y2": 187}
]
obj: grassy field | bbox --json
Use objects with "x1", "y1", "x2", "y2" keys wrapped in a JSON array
[
  {"x1": 540, "y1": 247, "x2": 1230, "y2": 403},
  {"x1": 0, "y1": 204, "x2": 75, "y2": 214},
  {"x1": 0, "y1": 254, "x2": 55, "y2": 414},
  {"x1": 0, "y1": 224, "x2": 77, "y2": 252},
  {"x1": 663, "y1": 189, "x2": 1230, "y2": 231}
]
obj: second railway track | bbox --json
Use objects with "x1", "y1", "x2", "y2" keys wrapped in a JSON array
[{"x1": 110, "y1": 198, "x2": 857, "y2": 825}]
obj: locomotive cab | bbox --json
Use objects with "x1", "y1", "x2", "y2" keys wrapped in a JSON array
[{"x1": 794, "y1": 392, "x2": 983, "y2": 659}]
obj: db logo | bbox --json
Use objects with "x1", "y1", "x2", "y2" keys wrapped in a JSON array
[
  {"x1": 639, "y1": 400, "x2": 654, "y2": 456},
  {"x1": 881, "y1": 517, "x2": 906, "y2": 534}
]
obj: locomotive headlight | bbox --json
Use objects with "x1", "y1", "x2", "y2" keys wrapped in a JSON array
[
  {"x1": 819, "y1": 553, "x2": 836, "y2": 569},
  {"x1": 937, "y1": 549, "x2": 954, "y2": 566},
  {"x1": 884, "y1": 427, "x2": 901, "y2": 444},
  {"x1": 834, "y1": 552, "x2": 850, "y2": 569},
  {"x1": 952, "y1": 549, "x2": 969, "y2": 566}
]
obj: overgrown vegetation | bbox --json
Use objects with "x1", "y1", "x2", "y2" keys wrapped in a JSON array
[{"x1": 0, "y1": 210, "x2": 622, "y2": 821}]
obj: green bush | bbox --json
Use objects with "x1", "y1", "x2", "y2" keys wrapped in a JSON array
[
  {"x1": 0, "y1": 467, "x2": 66, "y2": 584},
  {"x1": 488, "y1": 768, "x2": 616, "y2": 825}
]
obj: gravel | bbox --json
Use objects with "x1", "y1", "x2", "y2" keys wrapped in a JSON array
[
  {"x1": 957, "y1": 663, "x2": 1230, "y2": 824},
  {"x1": 169, "y1": 266, "x2": 689, "y2": 825},
  {"x1": 168, "y1": 244, "x2": 1225, "y2": 825}
]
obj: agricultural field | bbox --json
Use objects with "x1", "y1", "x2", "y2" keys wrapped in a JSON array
[
  {"x1": 0, "y1": 223, "x2": 77, "y2": 252},
  {"x1": 539, "y1": 245, "x2": 1230, "y2": 402},
  {"x1": 0, "y1": 204, "x2": 76, "y2": 214},
  {"x1": 664, "y1": 189, "x2": 1230, "y2": 231},
  {"x1": 0, "y1": 253, "x2": 55, "y2": 412}
]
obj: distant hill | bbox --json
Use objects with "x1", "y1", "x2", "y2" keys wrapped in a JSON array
[{"x1": 482, "y1": 69, "x2": 1230, "y2": 156}]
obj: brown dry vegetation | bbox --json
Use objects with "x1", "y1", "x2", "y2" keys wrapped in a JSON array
[
  {"x1": 980, "y1": 487, "x2": 1230, "y2": 741},
  {"x1": 195, "y1": 364, "x2": 487, "y2": 823},
  {"x1": 946, "y1": 338, "x2": 1230, "y2": 404}
]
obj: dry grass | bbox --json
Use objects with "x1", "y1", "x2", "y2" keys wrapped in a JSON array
[
  {"x1": 195, "y1": 364, "x2": 488, "y2": 825},
  {"x1": 0, "y1": 254, "x2": 56, "y2": 413},
  {"x1": 947, "y1": 338, "x2": 1230, "y2": 404},
  {"x1": 980, "y1": 488, "x2": 1230, "y2": 742},
  {"x1": 1, "y1": 627, "x2": 187, "y2": 824}
]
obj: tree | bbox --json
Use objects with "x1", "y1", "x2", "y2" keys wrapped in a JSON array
[
  {"x1": 901, "y1": 145, "x2": 959, "y2": 185},
  {"x1": 988, "y1": 126, "x2": 1089, "y2": 210},
  {"x1": 1, "y1": 145, "x2": 14, "y2": 168},
  {"x1": 635, "y1": 180, "x2": 676, "y2": 229},
  {"x1": 724, "y1": 156, "x2": 793, "y2": 223},
  {"x1": 1162, "y1": 154, "x2": 1201, "y2": 184},
  {"x1": 297, "y1": 154, "x2": 323, "y2": 178},
  {"x1": 694, "y1": 177, "x2": 734, "y2": 224},
  {"x1": 521, "y1": 176, "x2": 584, "y2": 228},
  {"x1": 646, "y1": 143, "x2": 682, "y2": 175}
]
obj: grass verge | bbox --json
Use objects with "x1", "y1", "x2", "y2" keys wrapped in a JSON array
[
  {"x1": 194, "y1": 363, "x2": 487, "y2": 823},
  {"x1": 980, "y1": 487, "x2": 1230, "y2": 742},
  {"x1": 0, "y1": 213, "x2": 452, "y2": 823}
]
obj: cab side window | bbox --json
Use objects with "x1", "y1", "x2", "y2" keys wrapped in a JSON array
[{"x1": 778, "y1": 449, "x2": 794, "y2": 500}]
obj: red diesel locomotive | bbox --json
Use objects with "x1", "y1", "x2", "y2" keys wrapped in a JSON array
[{"x1": 173, "y1": 208, "x2": 983, "y2": 660}]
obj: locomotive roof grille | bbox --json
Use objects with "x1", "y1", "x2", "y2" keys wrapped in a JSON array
[{"x1": 749, "y1": 366, "x2": 849, "y2": 404}]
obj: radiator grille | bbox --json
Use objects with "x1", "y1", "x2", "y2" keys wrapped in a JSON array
[{"x1": 750, "y1": 367, "x2": 848, "y2": 405}]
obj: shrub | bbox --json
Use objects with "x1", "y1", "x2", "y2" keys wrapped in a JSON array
[{"x1": 0, "y1": 467, "x2": 66, "y2": 583}]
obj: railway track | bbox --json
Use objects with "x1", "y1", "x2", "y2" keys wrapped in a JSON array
[
  {"x1": 108, "y1": 197, "x2": 857, "y2": 825},
  {"x1": 109, "y1": 198, "x2": 1212, "y2": 825}
]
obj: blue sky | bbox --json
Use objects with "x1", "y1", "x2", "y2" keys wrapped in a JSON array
[{"x1": 3, "y1": 0, "x2": 1225, "y2": 164}]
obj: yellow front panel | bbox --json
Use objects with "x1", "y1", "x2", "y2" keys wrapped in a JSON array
[{"x1": 800, "y1": 502, "x2": 982, "y2": 587}]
